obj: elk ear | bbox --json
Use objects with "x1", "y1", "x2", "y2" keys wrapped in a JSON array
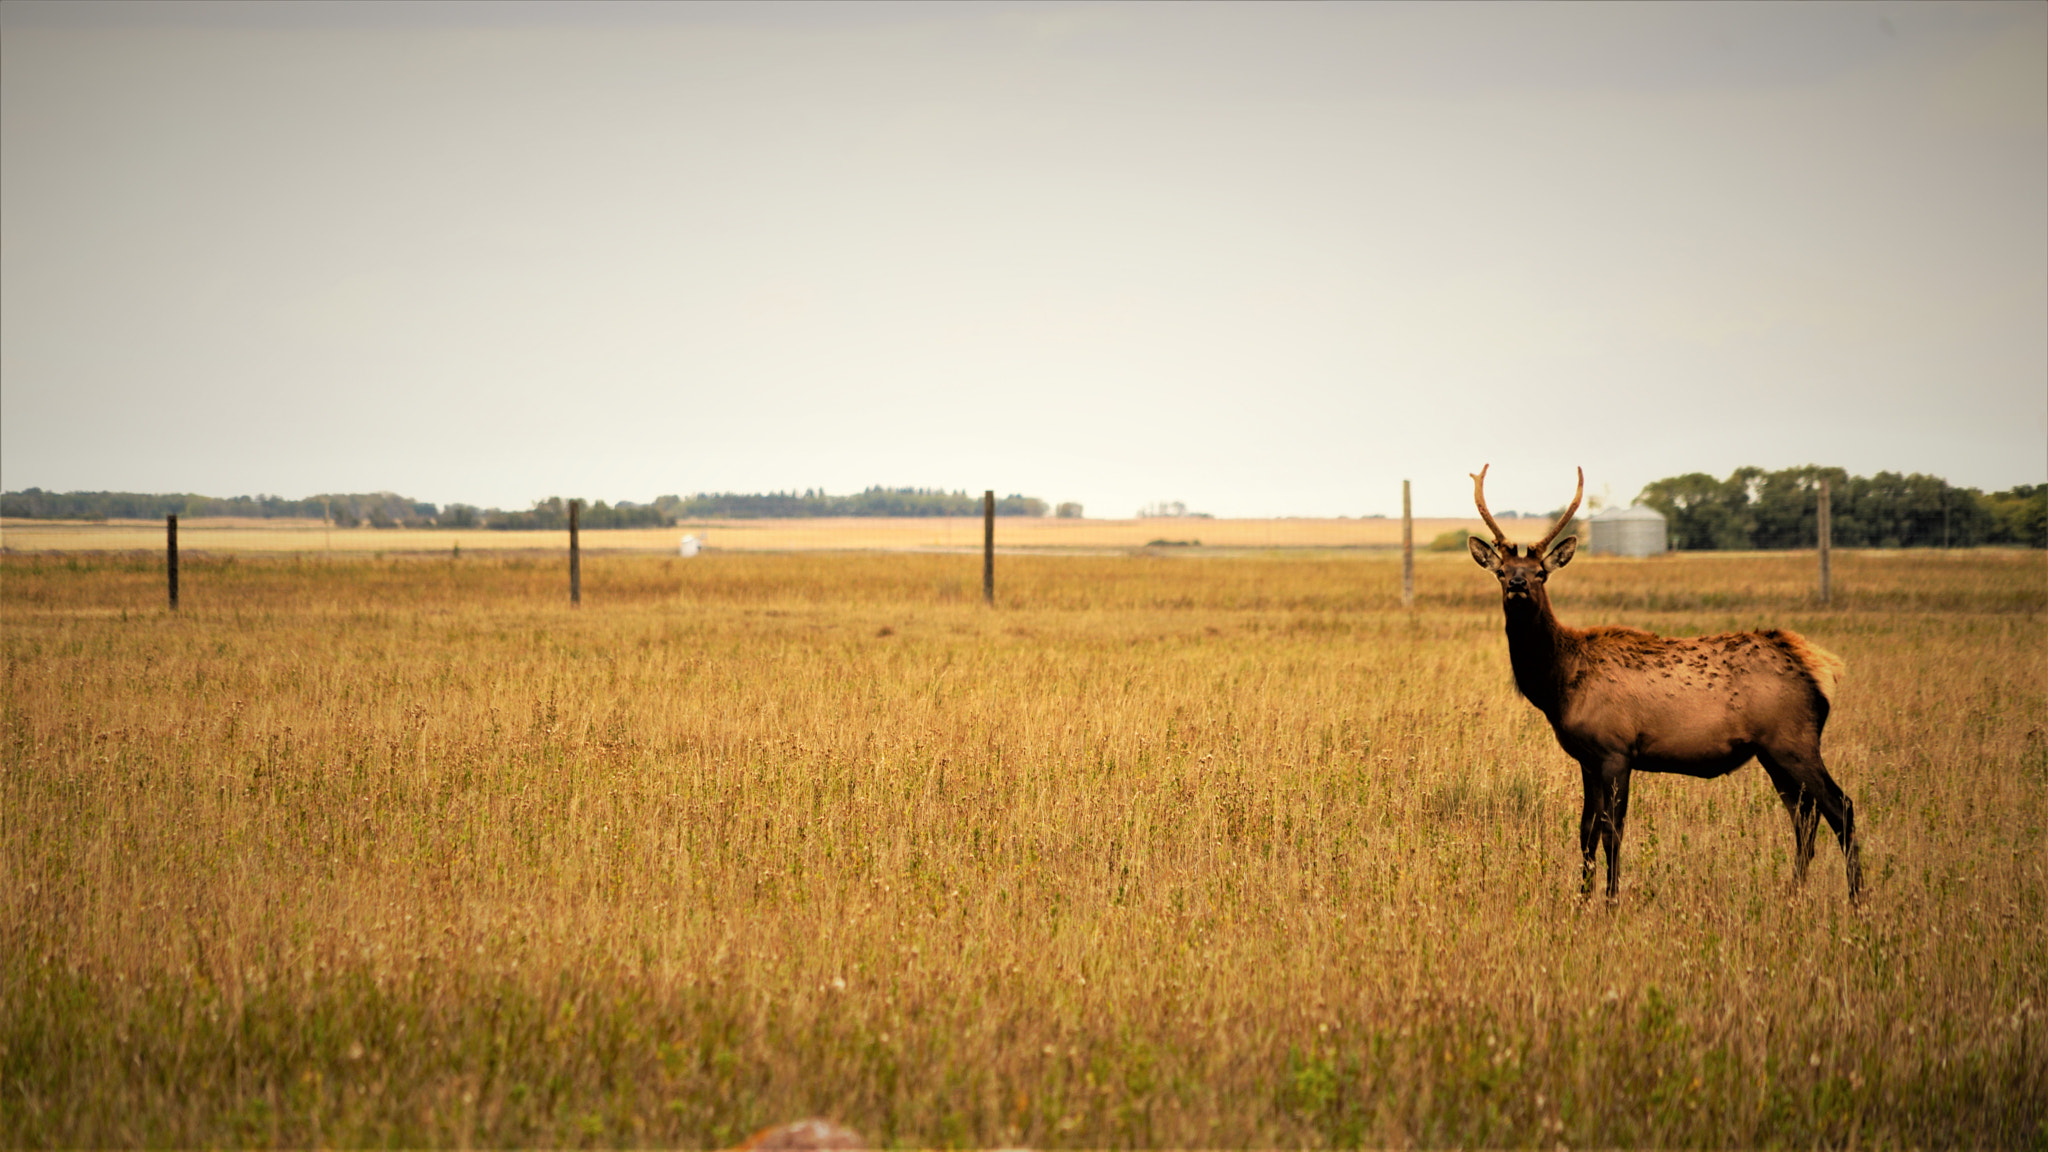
[
  {"x1": 1467, "y1": 535, "x2": 1502, "y2": 570},
  {"x1": 1544, "y1": 535, "x2": 1578, "y2": 572}
]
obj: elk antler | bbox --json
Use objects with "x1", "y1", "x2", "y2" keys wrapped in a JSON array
[
  {"x1": 1532, "y1": 467, "x2": 1585, "y2": 553},
  {"x1": 1470, "y1": 464, "x2": 1509, "y2": 546}
]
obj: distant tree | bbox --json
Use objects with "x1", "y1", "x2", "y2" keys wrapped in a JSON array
[
  {"x1": 1637, "y1": 472, "x2": 1754, "y2": 550},
  {"x1": 1055, "y1": 502, "x2": 1084, "y2": 519},
  {"x1": 1981, "y1": 484, "x2": 2047, "y2": 547},
  {"x1": 573, "y1": 500, "x2": 671, "y2": 529},
  {"x1": 669, "y1": 487, "x2": 1052, "y2": 518},
  {"x1": 1634, "y1": 466, "x2": 2033, "y2": 550},
  {"x1": 1842, "y1": 471, "x2": 1990, "y2": 548},
  {"x1": 325, "y1": 499, "x2": 362, "y2": 528},
  {"x1": 0, "y1": 488, "x2": 444, "y2": 524},
  {"x1": 485, "y1": 497, "x2": 567, "y2": 530}
]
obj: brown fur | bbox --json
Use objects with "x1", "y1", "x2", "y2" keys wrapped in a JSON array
[
  {"x1": 1774, "y1": 630, "x2": 1846, "y2": 706},
  {"x1": 1468, "y1": 467, "x2": 1861, "y2": 902}
]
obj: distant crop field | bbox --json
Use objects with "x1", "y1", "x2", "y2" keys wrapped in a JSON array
[
  {"x1": 3, "y1": 548, "x2": 2042, "y2": 1146},
  {"x1": 0, "y1": 514, "x2": 1534, "y2": 554}
]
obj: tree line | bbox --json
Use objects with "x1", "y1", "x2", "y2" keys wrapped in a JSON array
[
  {"x1": 1636, "y1": 467, "x2": 2045, "y2": 550},
  {"x1": 1, "y1": 486, "x2": 1053, "y2": 527},
  {"x1": 433, "y1": 497, "x2": 675, "y2": 531},
  {"x1": 666, "y1": 488, "x2": 1048, "y2": 518},
  {"x1": 0, "y1": 489, "x2": 441, "y2": 527}
]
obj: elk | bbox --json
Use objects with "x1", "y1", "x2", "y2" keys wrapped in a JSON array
[{"x1": 1467, "y1": 465, "x2": 1861, "y2": 902}]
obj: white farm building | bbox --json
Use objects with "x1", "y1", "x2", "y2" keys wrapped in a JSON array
[{"x1": 1588, "y1": 505, "x2": 1668, "y2": 556}]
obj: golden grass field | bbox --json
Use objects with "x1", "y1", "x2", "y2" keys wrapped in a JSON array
[
  {"x1": 3, "y1": 545, "x2": 2043, "y2": 1146},
  {"x1": 0, "y1": 514, "x2": 1533, "y2": 555}
]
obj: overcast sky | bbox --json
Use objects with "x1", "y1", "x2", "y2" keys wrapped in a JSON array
[{"x1": 3, "y1": 1, "x2": 2042, "y2": 518}]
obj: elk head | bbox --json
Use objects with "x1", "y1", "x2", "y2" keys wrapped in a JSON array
[{"x1": 1466, "y1": 465, "x2": 1583, "y2": 605}]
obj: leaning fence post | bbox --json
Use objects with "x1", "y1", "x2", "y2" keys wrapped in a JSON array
[
  {"x1": 1816, "y1": 479, "x2": 1831, "y2": 605},
  {"x1": 1401, "y1": 480, "x2": 1415, "y2": 609},
  {"x1": 983, "y1": 490, "x2": 995, "y2": 606},
  {"x1": 166, "y1": 514, "x2": 179, "y2": 611},
  {"x1": 569, "y1": 499, "x2": 582, "y2": 606}
]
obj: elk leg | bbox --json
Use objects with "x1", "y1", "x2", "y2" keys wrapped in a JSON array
[
  {"x1": 1840, "y1": 792, "x2": 1861, "y2": 901},
  {"x1": 1577, "y1": 755, "x2": 1629, "y2": 901},
  {"x1": 1576, "y1": 761, "x2": 1604, "y2": 897},
  {"x1": 1608, "y1": 769, "x2": 1633, "y2": 901},
  {"x1": 1760, "y1": 748, "x2": 1861, "y2": 901},
  {"x1": 1837, "y1": 789, "x2": 1862, "y2": 902},
  {"x1": 1788, "y1": 788, "x2": 1823, "y2": 881}
]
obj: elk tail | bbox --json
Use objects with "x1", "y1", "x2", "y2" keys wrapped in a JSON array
[{"x1": 1776, "y1": 630, "x2": 1846, "y2": 707}]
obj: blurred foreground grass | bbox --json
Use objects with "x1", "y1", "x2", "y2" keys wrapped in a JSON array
[{"x1": 3, "y1": 548, "x2": 2043, "y2": 1146}]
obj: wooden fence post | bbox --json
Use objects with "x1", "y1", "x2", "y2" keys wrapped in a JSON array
[
  {"x1": 983, "y1": 491, "x2": 995, "y2": 606},
  {"x1": 1816, "y1": 479, "x2": 1831, "y2": 605},
  {"x1": 1401, "y1": 480, "x2": 1414, "y2": 609},
  {"x1": 569, "y1": 499, "x2": 582, "y2": 606},
  {"x1": 167, "y1": 514, "x2": 179, "y2": 611}
]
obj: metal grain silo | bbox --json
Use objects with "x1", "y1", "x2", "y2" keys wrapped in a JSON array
[{"x1": 1589, "y1": 505, "x2": 1668, "y2": 556}]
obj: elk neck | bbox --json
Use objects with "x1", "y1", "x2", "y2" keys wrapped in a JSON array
[{"x1": 1500, "y1": 581, "x2": 1576, "y2": 720}]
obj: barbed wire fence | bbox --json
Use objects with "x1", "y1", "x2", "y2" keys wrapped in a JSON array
[
  {"x1": 2, "y1": 503, "x2": 1486, "y2": 557},
  {"x1": 6, "y1": 487, "x2": 1660, "y2": 612},
  {"x1": 18, "y1": 479, "x2": 1912, "y2": 611}
]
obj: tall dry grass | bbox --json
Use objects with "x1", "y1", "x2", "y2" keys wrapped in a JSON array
[{"x1": 3, "y1": 548, "x2": 2043, "y2": 1146}]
